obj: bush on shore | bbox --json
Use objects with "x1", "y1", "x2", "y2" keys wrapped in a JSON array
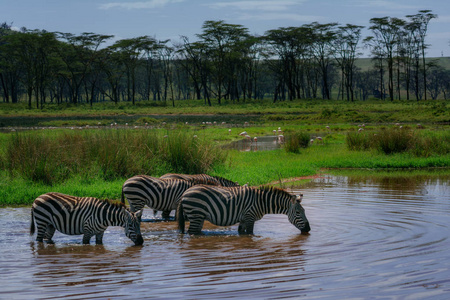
[{"x1": 346, "y1": 127, "x2": 450, "y2": 156}]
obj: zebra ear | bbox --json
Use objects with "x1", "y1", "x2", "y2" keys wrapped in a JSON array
[
  {"x1": 135, "y1": 209, "x2": 143, "y2": 219},
  {"x1": 295, "y1": 194, "x2": 303, "y2": 203}
]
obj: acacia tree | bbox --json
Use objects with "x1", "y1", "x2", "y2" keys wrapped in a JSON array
[
  {"x1": 3, "y1": 29, "x2": 60, "y2": 108},
  {"x1": 309, "y1": 22, "x2": 338, "y2": 100},
  {"x1": 109, "y1": 36, "x2": 157, "y2": 105},
  {"x1": 0, "y1": 22, "x2": 19, "y2": 103},
  {"x1": 178, "y1": 36, "x2": 212, "y2": 105},
  {"x1": 406, "y1": 10, "x2": 437, "y2": 100},
  {"x1": 366, "y1": 17, "x2": 404, "y2": 100},
  {"x1": 56, "y1": 32, "x2": 112, "y2": 104},
  {"x1": 264, "y1": 26, "x2": 314, "y2": 101},
  {"x1": 197, "y1": 20, "x2": 250, "y2": 104},
  {"x1": 332, "y1": 24, "x2": 364, "y2": 101}
]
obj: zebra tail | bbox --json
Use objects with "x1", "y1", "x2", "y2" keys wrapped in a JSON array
[
  {"x1": 121, "y1": 187, "x2": 126, "y2": 206},
  {"x1": 177, "y1": 201, "x2": 185, "y2": 234},
  {"x1": 30, "y1": 208, "x2": 35, "y2": 236}
]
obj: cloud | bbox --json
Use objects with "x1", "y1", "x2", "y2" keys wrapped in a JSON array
[
  {"x1": 348, "y1": 0, "x2": 420, "y2": 10},
  {"x1": 100, "y1": 0, "x2": 183, "y2": 10},
  {"x1": 237, "y1": 12, "x2": 324, "y2": 23},
  {"x1": 208, "y1": 1, "x2": 307, "y2": 12}
]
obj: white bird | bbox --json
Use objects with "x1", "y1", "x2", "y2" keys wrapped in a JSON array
[{"x1": 239, "y1": 131, "x2": 247, "y2": 136}]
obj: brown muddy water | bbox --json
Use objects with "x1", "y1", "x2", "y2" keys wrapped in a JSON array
[{"x1": 1, "y1": 174, "x2": 449, "y2": 299}]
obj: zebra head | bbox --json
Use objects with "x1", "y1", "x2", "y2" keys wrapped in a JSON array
[
  {"x1": 124, "y1": 209, "x2": 144, "y2": 245},
  {"x1": 288, "y1": 194, "x2": 311, "y2": 233}
]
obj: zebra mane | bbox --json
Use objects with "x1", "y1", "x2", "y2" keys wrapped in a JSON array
[
  {"x1": 258, "y1": 186, "x2": 293, "y2": 198},
  {"x1": 101, "y1": 198, "x2": 126, "y2": 209},
  {"x1": 212, "y1": 175, "x2": 240, "y2": 187}
]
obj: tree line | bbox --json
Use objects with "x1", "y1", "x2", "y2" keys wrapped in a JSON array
[{"x1": 0, "y1": 10, "x2": 448, "y2": 108}]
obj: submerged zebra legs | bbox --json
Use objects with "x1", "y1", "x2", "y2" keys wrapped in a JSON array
[{"x1": 186, "y1": 217, "x2": 205, "y2": 235}]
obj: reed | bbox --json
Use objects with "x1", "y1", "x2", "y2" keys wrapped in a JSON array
[{"x1": 3, "y1": 129, "x2": 226, "y2": 185}]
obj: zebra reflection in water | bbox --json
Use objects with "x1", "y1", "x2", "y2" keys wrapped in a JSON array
[{"x1": 177, "y1": 185, "x2": 311, "y2": 235}]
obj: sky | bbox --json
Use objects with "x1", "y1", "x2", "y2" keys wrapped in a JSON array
[{"x1": 1, "y1": 0, "x2": 449, "y2": 57}]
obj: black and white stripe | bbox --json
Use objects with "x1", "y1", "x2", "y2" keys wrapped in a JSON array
[
  {"x1": 121, "y1": 175, "x2": 195, "y2": 219},
  {"x1": 30, "y1": 193, "x2": 143, "y2": 245},
  {"x1": 177, "y1": 185, "x2": 311, "y2": 234},
  {"x1": 160, "y1": 173, "x2": 239, "y2": 187}
]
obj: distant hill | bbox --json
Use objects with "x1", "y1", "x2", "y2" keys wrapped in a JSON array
[{"x1": 354, "y1": 57, "x2": 450, "y2": 71}]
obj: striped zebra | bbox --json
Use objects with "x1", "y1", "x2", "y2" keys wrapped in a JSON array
[
  {"x1": 177, "y1": 185, "x2": 311, "y2": 235},
  {"x1": 160, "y1": 173, "x2": 239, "y2": 187},
  {"x1": 121, "y1": 175, "x2": 195, "y2": 220},
  {"x1": 30, "y1": 193, "x2": 144, "y2": 245}
]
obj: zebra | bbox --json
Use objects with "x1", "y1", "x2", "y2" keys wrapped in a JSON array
[
  {"x1": 121, "y1": 175, "x2": 195, "y2": 220},
  {"x1": 160, "y1": 173, "x2": 239, "y2": 187},
  {"x1": 177, "y1": 185, "x2": 311, "y2": 235},
  {"x1": 30, "y1": 192, "x2": 144, "y2": 245},
  {"x1": 122, "y1": 174, "x2": 240, "y2": 220}
]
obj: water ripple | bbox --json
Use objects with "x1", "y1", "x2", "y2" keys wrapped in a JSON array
[{"x1": 1, "y1": 174, "x2": 449, "y2": 299}]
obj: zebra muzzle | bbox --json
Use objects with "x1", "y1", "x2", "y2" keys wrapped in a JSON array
[
  {"x1": 301, "y1": 222, "x2": 311, "y2": 233},
  {"x1": 134, "y1": 234, "x2": 144, "y2": 246}
]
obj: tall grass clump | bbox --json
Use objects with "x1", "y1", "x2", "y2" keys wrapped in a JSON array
[
  {"x1": 161, "y1": 131, "x2": 226, "y2": 174},
  {"x1": 346, "y1": 128, "x2": 449, "y2": 157},
  {"x1": 376, "y1": 128, "x2": 414, "y2": 154},
  {"x1": 82, "y1": 130, "x2": 163, "y2": 180},
  {"x1": 5, "y1": 134, "x2": 71, "y2": 185},
  {"x1": 3, "y1": 130, "x2": 227, "y2": 185},
  {"x1": 409, "y1": 130, "x2": 450, "y2": 157},
  {"x1": 284, "y1": 131, "x2": 310, "y2": 153},
  {"x1": 346, "y1": 131, "x2": 375, "y2": 151}
]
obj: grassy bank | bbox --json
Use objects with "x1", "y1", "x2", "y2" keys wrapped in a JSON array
[
  {"x1": 1, "y1": 123, "x2": 449, "y2": 206},
  {"x1": 1, "y1": 99, "x2": 449, "y2": 206}
]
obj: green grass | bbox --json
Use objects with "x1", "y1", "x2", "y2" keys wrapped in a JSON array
[
  {"x1": 1, "y1": 99, "x2": 449, "y2": 125},
  {"x1": 1, "y1": 99, "x2": 449, "y2": 206}
]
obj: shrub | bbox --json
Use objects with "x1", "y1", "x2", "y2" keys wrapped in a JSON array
[
  {"x1": 376, "y1": 128, "x2": 414, "y2": 154},
  {"x1": 346, "y1": 128, "x2": 449, "y2": 157},
  {"x1": 346, "y1": 131, "x2": 374, "y2": 151},
  {"x1": 284, "y1": 131, "x2": 310, "y2": 153}
]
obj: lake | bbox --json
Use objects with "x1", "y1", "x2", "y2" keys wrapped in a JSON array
[{"x1": 1, "y1": 173, "x2": 449, "y2": 299}]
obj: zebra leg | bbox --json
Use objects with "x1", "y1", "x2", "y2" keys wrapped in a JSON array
[
  {"x1": 238, "y1": 222, "x2": 246, "y2": 234},
  {"x1": 95, "y1": 232, "x2": 104, "y2": 245},
  {"x1": 44, "y1": 224, "x2": 56, "y2": 244},
  {"x1": 187, "y1": 217, "x2": 205, "y2": 235},
  {"x1": 162, "y1": 210, "x2": 172, "y2": 220},
  {"x1": 35, "y1": 222, "x2": 47, "y2": 243},
  {"x1": 82, "y1": 233, "x2": 93, "y2": 244},
  {"x1": 245, "y1": 222, "x2": 255, "y2": 235}
]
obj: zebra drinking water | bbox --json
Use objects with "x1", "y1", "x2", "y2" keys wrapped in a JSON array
[
  {"x1": 177, "y1": 185, "x2": 311, "y2": 235},
  {"x1": 30, "y1": 193, "x2": 144, "y2": 245}
]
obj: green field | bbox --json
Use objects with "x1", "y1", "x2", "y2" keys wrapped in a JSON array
[{"x1": 0, "y1": 99, "x2": 449, "y2": 206}]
